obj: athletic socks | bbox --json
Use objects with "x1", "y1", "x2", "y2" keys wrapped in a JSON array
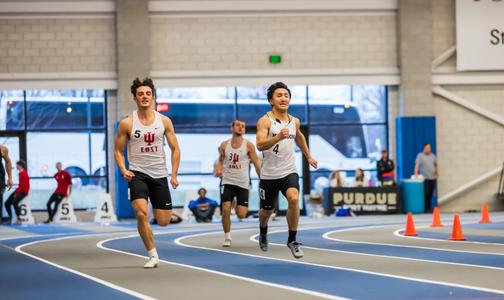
[
  {"x1": 148, "y1": 248, "x2": 159, "y2": 258},
  {"x1": 288, "y1": 230, "x2": 297, "y2": 243},
  {"x1": 260, "y1": 226, "x2": 268, "y2": 235},
  {"x1": 225, "y1": 232, "x2": 231, "y2": 240}
]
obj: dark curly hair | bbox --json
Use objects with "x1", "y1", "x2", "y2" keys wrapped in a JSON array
[
  {"x1": 130, "y1": 77, "x2": 156, "y2": 97},
  {"x1": 267, "y1": 82, "x2": 291, "y2": 101}
]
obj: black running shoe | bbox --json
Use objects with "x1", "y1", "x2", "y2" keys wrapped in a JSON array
[
  {"x1": 287, "y1": 241, "x2": 304, "y2": 259},
  {"x1": 259, "y1": 234, "x2": 268, "y2": 251}
]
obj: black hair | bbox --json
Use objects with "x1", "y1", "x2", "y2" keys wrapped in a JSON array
[
  {"x1": 16, "y1": 160, "x2": 26, "y2": 169},
  {"x1": 267, "y1": 82, "x2": 291, "y2": 101},
  {"x1": 424, "y1": 143, "x2": 431, "y2": 148},
  {"x1": 198, "y1": 187, "x2": 207, "y2": 194},
  {"x1": 130, "y1": 77, "x2": 156, "y2": 97}
]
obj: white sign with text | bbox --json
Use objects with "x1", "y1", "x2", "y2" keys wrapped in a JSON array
[
  {"x1": 53, "y1": 197, "x2": 77, "y2": 224},
  {"x1": 94, "y1": 193, "x2": 117, "y2": 223},
  {"x1": 456, "y1": 0, "x2": 504, "y2": 71}
]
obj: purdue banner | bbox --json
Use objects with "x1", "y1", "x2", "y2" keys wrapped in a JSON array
[
  {"x1": 456, "y1": 0, "x2": 504, "y2": 71},
  {"x1": 326, "y1": 186, "x2": 400, "y2": 215}
]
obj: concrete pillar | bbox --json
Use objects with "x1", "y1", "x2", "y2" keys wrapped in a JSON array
[
  {"x1": 398, "y1": 0, "x2": 434, "y2": 116},
  {"x1": 116, "y1": 0, "x2": 151, "y2": 117},
  {"x1": 109, "y1": 0, "x2": 151, "y2": 204}
]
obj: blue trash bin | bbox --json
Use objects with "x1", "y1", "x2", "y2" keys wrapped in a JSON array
[{"x1": 401, "y1": 179, "x2": 424, "y2": 214}]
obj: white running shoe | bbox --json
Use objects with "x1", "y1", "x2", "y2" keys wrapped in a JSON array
[
  {"x1": 222, "y1": 238, "x2": 232, "y2": 247},
  {"x1": 143, "y1": 256, "x2": 159, "y2": 268},
  {"x1": 287, "y1": 241, "x2": 304, "y2": 259}
]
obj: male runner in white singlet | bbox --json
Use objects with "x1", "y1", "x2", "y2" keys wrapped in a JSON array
[
  {"x1": 216, "y1": 120, "x2": 261, "y2": 247},
  {"x1": 256, "y1": 82, "x2": 318, "y2": 258},
  {"x1": 115, "y1": 78, "x2": 180, "y2": 268}
]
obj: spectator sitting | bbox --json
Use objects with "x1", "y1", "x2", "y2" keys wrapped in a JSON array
[
  {"x1": 353, "y1": 168, "x2": 368, "y2": 187},
  {"x1": 188, "y1": 187, "x2": 219, "y2": 223},
  {"x1": 3, "y1": 160, "x2": 29, "y2": 225},
  {"x1": 329, "y1": 170, "x2": 345, "y2": 188}
]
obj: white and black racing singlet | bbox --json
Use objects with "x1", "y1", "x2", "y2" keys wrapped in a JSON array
[
  {"x1": 127, "y1": 110, "x2": 168, "y2": 178},
  {"x1": 260, "y1": 114, "x2": 297, "y2": 180}
]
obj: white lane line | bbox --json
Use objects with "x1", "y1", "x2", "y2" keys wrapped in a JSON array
[
  {"x1": 0, "y1": 233, "x2": 67, "y2": 242},
  {"x1": 175, "y1": 230, "x2": 504, "y2": 295},
  {"x1": 97, "y1": 234, "x2": 347, "y2": 300},
  {"x1": 248, "y1": 227, "x2": 504, "y2": 271},
  {"x1": 393, "y1": 226, "x2": 504, "y2": 246},
  {"x1": 16, "y1": 233, "x2": 155, "y2": 300},
  {"x1": 324, "y1": 226, "x2": 504, "y2": 256}
]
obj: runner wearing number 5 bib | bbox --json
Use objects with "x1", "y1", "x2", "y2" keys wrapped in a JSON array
[{"x1": 256, "y1": 82, "x2": 318, "y2": 259}]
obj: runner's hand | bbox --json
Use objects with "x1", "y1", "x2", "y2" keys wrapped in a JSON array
[
  {"x1": 122, "y1": 170, "x2": 135, "y2": 182},
  {"x1": 170, "y1": 176, "x2": 179, "y2": 189}
]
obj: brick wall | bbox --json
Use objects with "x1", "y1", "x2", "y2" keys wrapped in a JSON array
[
  {"x1": 435, "y1": 86, "x2": 504, "y2": 212},
  {"x1": 432, "y1": 0, "x2": 455, "y2": 61},
  {"x1": 150, "y1": 15, "x2": 397, "y2": 71},
  {"x1": 430, "y1": 0, "x2": 504, "y2": 212},
  {"x1": 0, "y1": 18, "x2": 115, "y2": 73}
]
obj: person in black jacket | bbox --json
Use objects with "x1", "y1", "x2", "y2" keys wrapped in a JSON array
[{"x1": 376, "y1": 149, "x2": 395, "y2": 186}]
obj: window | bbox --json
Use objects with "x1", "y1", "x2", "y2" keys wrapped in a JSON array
[
  {"x1": 0, "y1": 90, "x2": 25, "y2": 130},
  {"x1": 25, "y1": 89, "x2": 105, "y2": 130},
  {"x1": 0, "y1": 89, "x2": 108, "y2": 210},
  {"x1": 153, "y1": 84, "x2": 387, "y2": 211},
  {"x1": 308, "y1": 85, "x2": 388, "y2": 189},
  {"x1": 156, "y1": 87, "x2": 235, "y2": 127}
]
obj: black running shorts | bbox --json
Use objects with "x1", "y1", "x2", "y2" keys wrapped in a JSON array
[
  {"x1": 259, "y1": 173, "x2": 299, "y2": 210},
  {"x1": 220, "y1": 184, "x2": 249, "y2": 207},
  {"x1": 128, "y1": 170, "x2": 172, "y2": 210}
]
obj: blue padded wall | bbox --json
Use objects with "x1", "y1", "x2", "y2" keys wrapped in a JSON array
[{"x1": 396, "y1": 116, "x2": 436, "y2": 183}]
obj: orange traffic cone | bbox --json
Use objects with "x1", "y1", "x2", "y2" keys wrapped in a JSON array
[
  {"x1": 403, "y1": 212, "x2": 418, "y2": 236},
  {"x1": 430, "y1": 207, "x2": 444, "y2": 227},
  {"x1": 479, "y1": 204, "x2": 492, "y2": 223},
  {"x1": 448, "y1": 214, "x2": 466, "y2": 241}
]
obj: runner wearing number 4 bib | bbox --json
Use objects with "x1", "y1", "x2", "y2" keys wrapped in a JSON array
[
  {"x1": 256, "y1": 82, "x2": 318, "y2": 259},
  {"x1": 44, "y1": 162, "x2": 72, "y2": 224},
  {"x1": 115, "y1": 77, "x2": 181, "y2": 269}
]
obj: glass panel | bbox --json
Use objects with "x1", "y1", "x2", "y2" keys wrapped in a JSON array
[
  {"x1": 27, "y1": 177, "x2": 107, "y2": 210},
  {"x1": 352, "y1": 85, "x2": 387, "y2": 123},
  {"x1": 90, "y1": 132, "x2": 107, "y2": 179},
  {"x1": 90, "y1": 95, "x2": 106, "y2": 128},
  {"x1": 308, "y1": 85, "x2": 351, "y2": 104},
  {"x1": 156, "y1": 87, "x2": 235, "y2": 126},
  {"x1": 308, "y1": 85, "x2": 356, "y2": 125},
  {"x1": 171, "y1": 174, "x2": 221, "y2": 208},
  {"x1": 166, "y1": 132, "x2": 229, "y2": 174},
  {"x1": 0, "y1": 90, "x2": 25, "y2": 130},
  {"x1": 25, "y1": 89, "x2": 104, "y2": 130},
  {"x1": 237, "y1": 85, "x2": 306, "y2": 124},
  {"x1": 309, "y1": 85, "x2": 388, "y2": 125},
  {"x1": 309, "y1": 124, "x2": 387, "y2": 189},
  {"x1": 89, "y1": 132, "x2": 107, "y2": 189},
  {"x1": 27, "y1": 132, "x2": 91, "y2": 177}
]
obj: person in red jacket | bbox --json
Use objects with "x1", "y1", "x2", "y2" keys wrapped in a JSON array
[
  {"x1": 44, "y1": 162, "x2": 72, "y2": 224},
  {"x1": 4, "y1": 160, "x2": 29, "y2": 224}
]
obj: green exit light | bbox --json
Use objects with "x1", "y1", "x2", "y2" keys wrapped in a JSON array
[{"x1": 269, "y1": 55, "x2": 282, "y2": 64}]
